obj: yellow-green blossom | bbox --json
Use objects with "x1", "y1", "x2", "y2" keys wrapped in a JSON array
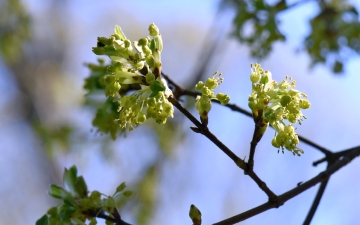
[
  {"x1": 195, "y1": 72, "x2": 230, "y2": 125},
  {"x1": 91, "y1": 23, "x2": 173, "y2": 131},
  {"x1": 248, "y1": 63, "x2": 310, "y2": 156}
]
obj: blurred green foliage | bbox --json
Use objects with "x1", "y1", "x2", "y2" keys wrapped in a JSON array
[
  {"x1": 84, "y1": 54, "x2": 186, "y2": 225},
  {"x1": 221, "y1": 0, "x2": 360, "y2": 73},
  {"x1": 36, "y1": 166, "x2": 133, "y2": 225},
  {"x1": 0, "y1": 0, "x2": 31, "y2": 63},
  {"x1": 305, "y1": 2, "x2": 360, "y2": 73},
  {"x1": 135, "y1": 164, "x2": 158, "y2": 225},
  {"x1": 221, "y1": 0, "x2": 287, "y2": 58},
  {"x1": 34, "y1": 123, "x2": 74, "y2": 155}
]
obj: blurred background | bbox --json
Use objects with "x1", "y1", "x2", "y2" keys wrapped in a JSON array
[{"x1": 1, "y1": 0, "x2": 360, "y2": 224}]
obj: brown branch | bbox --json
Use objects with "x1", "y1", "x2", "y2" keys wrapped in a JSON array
[
  {"x1": 163, "y1": 71, "x2": 331, "y2": 155},
  {"x1": 86, "y1": 208, "x2": 132, "y2": 225},
  {"x1": 248, "y1": 123, "x2": 260, "y2": 170},
  {"x1": 168, "y1": 95, "x2": 277, "y2": 200},
  {"x1": 168, "y1": 95, "x2": 240, "y2": 163},
  {"x1": 303, "y1": 178, "x2": 329, "y2": 225},
  {"x1": 213, "y1": 146, "x2": 360, "y2": 225},
  {"x1": 163, "y1": 71, "x2": 356, "y2": 223},
  {"x1": 305, "y1": 146, "x2": 359, "y2": 223}
]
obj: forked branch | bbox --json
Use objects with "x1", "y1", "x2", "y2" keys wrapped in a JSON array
[{"x1": 213, "y1": 146, "x2": 360, "y2": 224}]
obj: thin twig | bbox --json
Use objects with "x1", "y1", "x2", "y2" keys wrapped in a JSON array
[
  {"x1": 313, "y1": 147, "x2": 356, "y2": 167},
  {"x1": 213, "y1": 146, "x2": 360, "y2": 225},
  {"x1": 303, "y1": 178, "x2": 329, "y2": 225},
  {"x1": 168, "y1": 95, "x2": 277, "y2": 200},
  {"x1": 168, "y1": 95, "x2": 240, "y2": 163},
  {"x1": 248, "y1": 123, "x2": 260, "y2": 170},
  {"x1": 86, "y1": 209, "x2": 132, "y2": 225},
  {"x1": 305, "y1": 146, "x2": 359, "y2": 223},
  {"x1": 163, "y1": 71, "x2": 332, "y2": 155}
]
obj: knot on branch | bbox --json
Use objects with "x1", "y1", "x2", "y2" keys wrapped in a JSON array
[{"x1": 190, "y1": 125, "x2": 209, "y2": 134}]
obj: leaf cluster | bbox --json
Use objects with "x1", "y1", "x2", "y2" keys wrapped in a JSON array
[
  {"x1": 36, "y1": 166, "x2": 132, "y2": 225},
  {"x1": 221, "y1": 0, "x2": 287, "y2": 58},
  {"x1": 0, "y1": 0, "x2": 31, "y2": 63},
  {"x1": 221, "y1": 0, "x2": 360, "y2": 73}
]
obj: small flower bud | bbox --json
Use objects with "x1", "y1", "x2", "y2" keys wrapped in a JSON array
[
  {"x1": 299, "y1": 99, "x2": 311, "y2": 109},
  {"x1": 195, "y1": 81, "x2": 204, "y2": 90},
  {"x1": 280, "y1": 95, "x2": 291, "y2": 107},
  {"x1": 124, "y1": 39, "x2": 131, "y2": 48},
  {"x1": 142, "y1": 45, "x2": 152, "y2": 56},
  {"x1": 189, "y1": 204, "x2": 202, "y2": 225},
  {"x1": 250, "y1": 72, "x2": 260, "y2": 83},
  {"x1": 272, "y1": 136, "x2": 280, "y2": 148},
  {"x1": 287, "y1": 114, "x2": 297, "y2": 123},
  {"x1": 148, "y1": 23, "x2": 159, "y2": 36},
  {"x1": 216, "y1": 93, "x2": 230, "y2": 105},
  {"x1": 146, "y1": 72, "x2": 155, "y2": 84},
  {"x1": 137, "y1": 112, "x2": 146, "y2": 124},
  {"x1": 248, "y1": 100, "x2": 256, "y2": 110},
  {"x1": 146, "y1": 55, "x2": 155, "y2": 68},
  {"x1": 153, "y1": 35, "x2": 163, "y2": 52},
  {"x1": 105, "y1": 82, "x2": 121, "y2": 97},
  {"x1": 205, "y1": 78, "x2": 218, "y2": 90},
  {"x1": 138, "y1": 38, "x2": 148, "y2": 46},
  {"x1": 201, "y1": 86, "x2": 213, "y2": 97}
]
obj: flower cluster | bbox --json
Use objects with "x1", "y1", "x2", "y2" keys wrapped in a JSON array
[
  {"x1": 248, "y1": 63, "x2": 310, "y2": 156},
  {"x1": 91, "y1": 23, "x2": 174, "y2": 131},
  {"x1": 195, "y1": 72, "x2": 230, "y2": 125},
  {"x1": 36, "y1": 166, "x2": 132, "y2": 225},
  {"x1": 115, "y1": 80, "x2": 174, "y2": 130}
]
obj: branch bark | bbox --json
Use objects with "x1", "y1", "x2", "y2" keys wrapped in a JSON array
[
  {"x1": 168, "y1": 95, "x2": 277, "y2": 200},
  {"x1": 213, "y1": 146, "x2": 360, "y2": 224}
]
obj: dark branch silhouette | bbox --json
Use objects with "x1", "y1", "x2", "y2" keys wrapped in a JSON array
[
  {"x1": 213, "y1": 146, "x2": 360, "y2": 224},
  {"x1": 163, "y1": 70, "x2": 360, "y2": 224}
]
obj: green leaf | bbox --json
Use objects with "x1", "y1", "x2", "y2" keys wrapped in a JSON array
[
  {"x1": 92, "y1": 46, "x2": 119, "y2": 56},
  {"x1": 59, "y1": 205, "x2": 76, "y2": 221},
  {"x1": 47, "y1": 206, "x2": 58, "y2": 217},
  {"x1": 116, "y1": 182, "x2": 126, "y2": 193},
  {"x1": 48, "y1": 184, "x2": 74, "y2": 205},
  {"x1": 36, "y1": 214, "x2": 49, "y2": 225},
  {"x1": 114, "y1": 25, "x2": 127, "y2": 40},
  {"x1": 149, "y1": 80, "x2": 165, "y2": 97},
  {"x1": 149, "y1": 39, "x2": 156, "y2": 52},
  {"x1": 75, "y1": 176, "x2": 88, "y2": 198},
  {"x1": 260, "y1": 75, "x2": 269, "y2": 85},
  {"x1": 63, "y1": 166, "x2": 77, "y2": 196},
  {"x1": 48, "y1": 184, "x2": 63, "y2": 199},
  {"x1": 61, "y1": 190, "x2": 75, "y2": 206}
]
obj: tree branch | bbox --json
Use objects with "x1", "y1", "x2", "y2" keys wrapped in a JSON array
[
  {"x1": 248, "y1": 122, "x2": 260, "y2": 170},
  {"x1": 163, "y1": 71, "x2": 331, "y2": 155},
  {"x1": 305, "y1": 146, "x2": 359, "y2": 223},
  {"x1": 213, "y1": 146, "x2": 360, "y2": 224},
  {"x1": 168, "y1": 95, "x2": 277, "y2": 200},
  {"x1": 163, "y1": 71, "x2": 359, "y2": 224},
  {"x1": 86, "y1": 208, "x2": 132, "y2": 225},
  {"x1": 303, "y1": 178, "x2": 329, "y2": 225}
]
